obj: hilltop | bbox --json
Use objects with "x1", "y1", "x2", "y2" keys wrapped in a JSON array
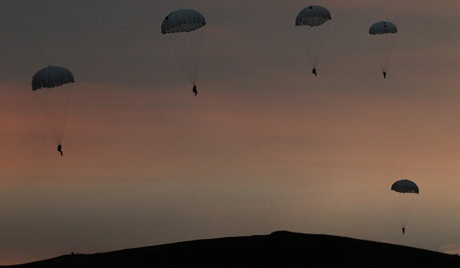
[{"x1": 3, "y1": 231, "x2": 460, "y2": 268}]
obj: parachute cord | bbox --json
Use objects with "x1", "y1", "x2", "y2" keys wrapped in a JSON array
[
  {"x1": 58, "y1": 88, "x2": 72, "y2": 145},
  {"x1": 300, "y1": 22, "x2": 330, "y2": 77},
  {"x1": 37, "y1": 85, "x2": 72, "y2": 147},
  {"x1": 383, "y1": 35, "x2": 396, "y2": 74},
  {"x1": 40, "y1": 95, "x2": 60, "y2": 145},
  {"x1": 167, "y1": 28, "x2": 203, "y2": 89},
  {"x1": 192, "y1": 34, "x2": 203, "y2": 86},
  {"x1": 52, "y1": 87, "x2": 71, "y2": 146},
  {"x1": 312, "y1": 22, "x2": 330, "y2": 75},
  {"x1": 371, "y1": 33, "x2": 396, "y2": 76}
]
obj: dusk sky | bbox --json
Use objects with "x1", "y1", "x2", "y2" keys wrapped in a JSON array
[{"x1": 1, "y1": 0, "x2": 460, "y2": 265}]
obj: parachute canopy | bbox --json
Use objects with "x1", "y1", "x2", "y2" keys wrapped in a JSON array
[
  {"x1": 295, "y1": 5, "x2": 331, "y2": 27},
  {"x1": 391, "y1": 179, "x2": 419, "y2": 194},
  {"x1": 161, "y1": 9, "x2": 206, "y2": 34},
  {"x1": 32, "y1": 66, "x2": 75, "y2": 91},
  {"x1": 369, "y1": 21, "x2": 397, "y2": 35}
]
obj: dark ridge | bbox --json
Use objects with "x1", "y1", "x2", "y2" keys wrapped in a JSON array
[{"x1": 2, "y1": 231, "x2": 460, "y2": 268}]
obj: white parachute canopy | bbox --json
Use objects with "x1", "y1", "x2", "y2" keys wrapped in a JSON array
[
  {"x1": 162, "y1": 9, "x2": 206, "y2": 94},
  {"x1": 161, "y1": 9, "x2": 206, "y2": 34},
  {"x1": 32, "y1": 66, "x2": 75, "y2": 91},
  {"x1": 295, "y1": 5, "x2": 331, "y2": 27},
  {"x1": 369, "y1": 21, "x2": 398, "y2": 35},
  {"x1": 369, "y1": 21, "x2": 397, "y2": 78},
  {"x1": 32, "y1": 66, "x2": 75, "y2": 146},
  {"x1": 391, "y1": 179, "x2": 419, "y2": 234},
  {"x1": 391, "y1": 179, "x2": 419, "y2": 194},
  {"x1": 295, "y1": 5, "x2": 331, "y2": 76}
]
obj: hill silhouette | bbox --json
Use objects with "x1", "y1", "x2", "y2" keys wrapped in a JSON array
[{"x1": 3, "y1": 231, "x2": 460, "y2": 268}]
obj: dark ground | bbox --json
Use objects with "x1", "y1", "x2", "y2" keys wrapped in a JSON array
[{"x1": 3, "y1": 231, "x2": 460, "y2": 268}]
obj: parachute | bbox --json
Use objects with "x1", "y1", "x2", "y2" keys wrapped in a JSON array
[
  {"x1": 32, "y1": 66, "x2": 75, "y2": 148},
  {"x1": 32, "y1": 66, "x2": 74, "y2": 91},
  {"x1": 295, "y1": 5, "x2": 331, "y2": 76},
  {"x1": 369, "y1": 21, "x2": 397, "y2": 78},
  {"x1": 161, "y1": 9, "x2": 206, "y2": 34},
  {"x1": 391, "y1": 179, "x2": 419, "y2": 234},
  {"x1": 391, "y1": 179, "x2": 419, "y2": 194},
  {"x1": 162, "y1": 9, "x2": 206, "y2": 95}
]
